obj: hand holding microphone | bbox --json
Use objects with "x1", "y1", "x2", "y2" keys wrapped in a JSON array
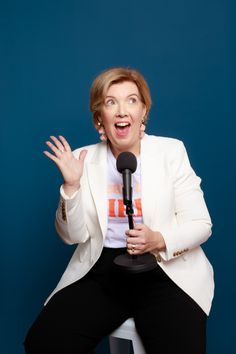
[{"x1": 126, "y1": 224, "x2": 166, "y2": 255}]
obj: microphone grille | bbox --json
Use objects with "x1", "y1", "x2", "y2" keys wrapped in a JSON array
[{"x1": 116, "y1": 152, "x2": 137, "y2": 173}]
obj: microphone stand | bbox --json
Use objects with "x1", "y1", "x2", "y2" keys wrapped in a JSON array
[{"x1": 114, "y1": 201, "x2": 157, "y2": 274}]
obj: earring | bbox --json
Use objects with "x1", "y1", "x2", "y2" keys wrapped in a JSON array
[{"x1": 97, "y1": 121, "x2": 107, "y2": 142}]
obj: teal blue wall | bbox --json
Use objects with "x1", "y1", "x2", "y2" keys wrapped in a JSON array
[{"x1": 1, "y1": 1, "x2": 235, "y2": 353}]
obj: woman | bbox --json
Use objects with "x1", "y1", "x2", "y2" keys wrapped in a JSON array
[{"x1": 24, "y1": 67, "x2": 214, "y2": 354}]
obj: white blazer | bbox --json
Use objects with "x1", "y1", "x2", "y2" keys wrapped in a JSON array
[{"x1": 45, "y1": 134, "x2": 214, "y2": 315}]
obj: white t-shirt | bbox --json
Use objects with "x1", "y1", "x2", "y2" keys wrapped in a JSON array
[{"x1": 104, "y1": 147, "x2": 143, "y2": 248}]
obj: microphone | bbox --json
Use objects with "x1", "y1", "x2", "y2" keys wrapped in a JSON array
[
  {"x1": 116, "y1": 152, "x2": 137, "y2": 207},
  {"x1": 114, "y1": 151, "x2": 157, "y2": 274}
]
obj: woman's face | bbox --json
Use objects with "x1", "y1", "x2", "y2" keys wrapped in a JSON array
[{"x1": 99, "y1": 81, "x2": 147, "y2": 158}]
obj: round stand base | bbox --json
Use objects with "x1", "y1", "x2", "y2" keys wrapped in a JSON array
[{"x1": 114, "y1": 253, "x2": 157, "y2": 274}]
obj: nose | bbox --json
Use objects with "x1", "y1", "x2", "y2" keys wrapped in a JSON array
[{"x1": 115, "y1": 102, "x2": 127, "y2": 117}]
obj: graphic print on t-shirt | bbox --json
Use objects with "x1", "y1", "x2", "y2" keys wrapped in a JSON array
[{"x1": 108, "y1": 183, "x2": 142, "y2": 218}]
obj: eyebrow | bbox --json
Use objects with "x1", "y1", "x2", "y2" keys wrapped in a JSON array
[{"x1": 105, "y1": 94, "x2": 140, "y2": 98}]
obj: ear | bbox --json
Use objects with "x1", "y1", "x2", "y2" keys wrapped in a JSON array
[
  {"x1": 142, "y1": 104, "x2": 147, "y2": 120},
  {"x1": 139, "y1": 122, "x2": 146, "y2": 139}
]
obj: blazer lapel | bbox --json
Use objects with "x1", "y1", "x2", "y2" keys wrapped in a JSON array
[
  {"x1": 141, "y1": 135, "x2": 162, "y2": 228},
  {"x1": 86, "y1": 143, "x2": 108, "y2": 239}
]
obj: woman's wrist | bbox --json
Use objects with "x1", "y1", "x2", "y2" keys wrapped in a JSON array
[
  {"x1": 63, "y1": 182, "x2": 80, "y2": 197},
  {"x1": 155, "y1": 231, "x2": 166, "y2": 251}
]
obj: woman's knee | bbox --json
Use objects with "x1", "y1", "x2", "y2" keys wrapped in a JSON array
[{"x1": 24, "y1": 324, "x2": 54, "y2": 353}]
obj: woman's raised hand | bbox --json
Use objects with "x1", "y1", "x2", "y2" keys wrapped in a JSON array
[{"x1": 44, "y1": 135, "x2": 87, "y2": 196}]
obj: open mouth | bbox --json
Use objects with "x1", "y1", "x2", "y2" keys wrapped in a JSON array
[
  {"x1": 115, "y1": 122, "x2": 131, "y2": 128},
  {"x1": 114, "y1": 122, "x2": 131, "y2": 137}
]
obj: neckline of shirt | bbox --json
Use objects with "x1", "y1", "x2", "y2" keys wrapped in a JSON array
[{"x1": 107, "y1": 145, "x2": 141, "y2": 171}]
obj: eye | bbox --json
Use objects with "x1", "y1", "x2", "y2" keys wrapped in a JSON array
[
  {"x1": 105, "y1": 99, "x2": 115, "y2": 106},
  {"x1": 128, "y1": 97, "x2": 137, "y2": 104}
]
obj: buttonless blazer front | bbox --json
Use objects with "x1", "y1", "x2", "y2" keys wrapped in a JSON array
[{"x1": 45, "y1": 134, "x2": 214, "y2": 315}]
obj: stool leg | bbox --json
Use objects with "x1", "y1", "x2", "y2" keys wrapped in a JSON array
[
  {"x1": 109, "y1": 336, "x2": 131, "y2": 354},
  {"x1": 131, "y1": 334, "x2": 146, "y2": 354}
]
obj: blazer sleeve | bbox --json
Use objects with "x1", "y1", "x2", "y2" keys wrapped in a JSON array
[
  {"x1": 158, "y1": 140, "x2": 212, "y2": 261},
  {"x1": 55, "y1": 165, "x2": 90, "y2": 246}
]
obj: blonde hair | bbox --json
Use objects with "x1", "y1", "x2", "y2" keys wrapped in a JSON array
[{"x1": 90, "y1": 67, "x2": 152, "y2": 129}]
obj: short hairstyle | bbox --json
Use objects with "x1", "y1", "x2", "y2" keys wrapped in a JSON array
[{"x1": 90, "y1": 67, "x2": 152, "y2": 129}]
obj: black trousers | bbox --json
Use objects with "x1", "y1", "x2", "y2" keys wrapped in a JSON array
[{"x1": 24, "y1": 248, "x2": 207, "y2": 354}]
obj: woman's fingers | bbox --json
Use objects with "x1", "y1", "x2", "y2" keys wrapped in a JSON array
[
  {"x1": 58, "y1": 135, "x2": 71, "y2": 152},
  {"x1": 78, "y1": 149, "x2": 88, "y2": 162},
  {"x1": 45, "y1": 135, "x2": 73, "y2": 159},
  {"x1": 43, "y1": 149, "x2": 65, "y2": 169},
  {"x1": 43, "y1": 150, "x2": 58, "y2": 163},
  {"x1": 126, "y1": 224, "x2": 150, "y2": 254},
  {"x1": 126, "y1": 232, "x2": 143, "y2": 254},
  {"x1": 50, "y1": 135, "x2": 66, "y2": 153},
  {"x1": 45, "y1": 140, "x2": 63, "y2": 157},
  {"x1": 46, "y1": 141, "x2": 65, "y2": 159},
  {"x1": 127, "y1": 242, "x2": 144, "y2": 255}
]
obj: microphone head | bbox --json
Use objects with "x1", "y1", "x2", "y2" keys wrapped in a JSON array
[{"x1": 116, "y1": 151, "x2": 137, "y2": 173}]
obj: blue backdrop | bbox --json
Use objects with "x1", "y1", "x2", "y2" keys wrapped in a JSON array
[{"x1": 1, "y1": 1, "x2": 235, "y2": 353}]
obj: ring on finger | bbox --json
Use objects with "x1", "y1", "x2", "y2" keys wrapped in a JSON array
[{"x1": 59, "y1": 148, "x2": 64, "y2": 153}]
